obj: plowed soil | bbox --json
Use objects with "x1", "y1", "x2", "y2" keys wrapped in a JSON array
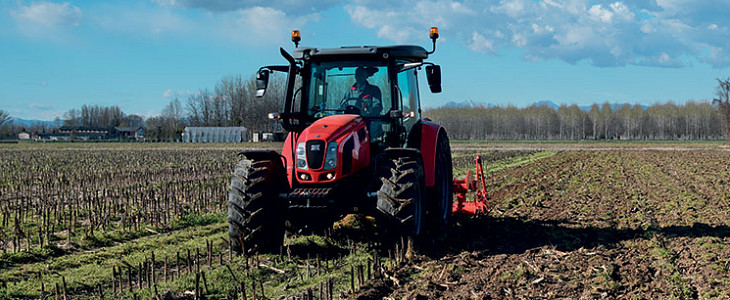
[{"x1": 356, "y1": 150, "x2": 730, "y2": 300}]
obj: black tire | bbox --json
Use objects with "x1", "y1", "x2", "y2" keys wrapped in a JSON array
[
  {"x1": 376, "y1": 156, "x2": 426, "y2": 240},
  {"x1": 426, "y1": 131, "x2": 453, "y2": 237},
  {"x1": 228, "y1": 159, "x2": 286, "y2": 255}
]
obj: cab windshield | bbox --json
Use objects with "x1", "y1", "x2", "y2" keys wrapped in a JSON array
[{"x1": 307, "y1": 61, "x2": 391, "y2": 119}]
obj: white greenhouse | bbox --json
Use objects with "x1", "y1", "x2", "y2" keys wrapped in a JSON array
[{"x1": 182, "y1": 127, "x2": 247, "y2": 143}]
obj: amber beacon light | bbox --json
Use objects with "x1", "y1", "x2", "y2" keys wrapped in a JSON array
[
  {"x1": 430, "y1": 27, "x2": 439, "y2": 40},
  {"x1": 291, "y1": 30, "x2": 301, "y2": 47}
]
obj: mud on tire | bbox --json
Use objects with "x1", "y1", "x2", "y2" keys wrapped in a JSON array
[
  {"x1": 228, "y1": 159, "x2": 286, "y2": 255},
  {"x1": 376, "y1": 156, "x2": 426, "y2": 241}
]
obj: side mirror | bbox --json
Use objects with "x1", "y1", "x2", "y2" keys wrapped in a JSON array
[
  {"x1": 256, "y1": 69, "x2": 270, "y2": 97},
  {"x1": 425, "y1": 65, "x2": 442, "y2": 93}
]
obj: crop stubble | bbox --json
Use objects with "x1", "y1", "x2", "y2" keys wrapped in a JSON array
[
  {"x1": 2, "y1": 144, "x2": 730, "y2": 299},
  {"x1": 375, "y1": 150, "x2": 730, "y2": 299}
]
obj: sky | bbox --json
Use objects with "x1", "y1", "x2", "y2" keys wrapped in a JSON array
[{"x1": 1, "y1": 0, "x2": 730, "y2": 121}]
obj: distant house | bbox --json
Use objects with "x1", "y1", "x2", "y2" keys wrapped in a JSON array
[
  {"x1": 115, "y1": 127, "x2": 145, "y2": 140},
  {"x1": 182, "y1": 127, "x2": 247, "y2": 143},
  {"x1": 18, "y1": 132, "x2": 30, "y2": 140}
]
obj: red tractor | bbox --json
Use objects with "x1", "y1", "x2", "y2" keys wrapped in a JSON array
[{"x1": 228, "y1": 28, "x2": 477, "y2": 255}]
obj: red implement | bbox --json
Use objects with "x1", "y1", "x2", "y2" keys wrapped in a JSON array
[{"x1": 452, "y1": 154, "x2": 490, "y2": 216}]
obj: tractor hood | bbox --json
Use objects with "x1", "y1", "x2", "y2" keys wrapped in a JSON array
[
  {"x1": 297, "y1": 114, "x2": 364, "y2": 143},
  {"x1": 289, "y1": 114, "x2": 370, "y2": 183}
]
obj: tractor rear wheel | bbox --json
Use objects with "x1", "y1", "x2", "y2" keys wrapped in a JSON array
[
  {"x1": 228, "y1": 159, "x2": 286, "y2": 255},
  {"x1": 376, "y1": 156, "x2": 426, "y2": 241},
  {"x1": 426, "y1": 131, "x2": 453, "y2": 237}
]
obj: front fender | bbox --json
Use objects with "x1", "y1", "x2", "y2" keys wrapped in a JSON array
[{"x1": 407, "y1": 120, "x2": 447, "y2": 188}]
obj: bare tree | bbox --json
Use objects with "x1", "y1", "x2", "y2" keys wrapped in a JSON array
[
  {"x1": 0, "y1": 109, "x2": 11, "y2": 128},
  {"x1": 62, "y1": 105, "x2": 124, "y2": 127},
  {"x1": 713, "y1": 78, "x2": 730, "y2": 144}
]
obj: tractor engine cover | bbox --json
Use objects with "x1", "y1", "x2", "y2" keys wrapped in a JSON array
[{"x1": 282, "y1": 114, "x2": 371, "y2": 186}]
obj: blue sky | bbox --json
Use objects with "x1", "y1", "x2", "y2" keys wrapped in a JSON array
[{"x1": 1, "y1": 0, "x2": 730, "y2": 120}]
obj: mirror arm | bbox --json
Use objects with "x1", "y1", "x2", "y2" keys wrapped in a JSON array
[
  {"x1": 397, "y1": 62, "x2": 423, "y2": 73},
  {"x1": 260, "y1": 65, "x2": 289, "y2": 73}
]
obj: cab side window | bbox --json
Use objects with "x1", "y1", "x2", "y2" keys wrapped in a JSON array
[{"x1": 397, "y1": 69, "x2": 420, "y2": 129}]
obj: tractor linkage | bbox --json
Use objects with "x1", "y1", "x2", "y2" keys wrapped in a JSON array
[{"x1": 452, "y1": 155, "x2": 490, "y2": 216}]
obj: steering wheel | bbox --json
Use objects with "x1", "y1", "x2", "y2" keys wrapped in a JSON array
[
  {"x1": 340, "y1": 97, "x2": 363, "y2": 109},
  {"x1": 342, "y1": 105, "x2": 361, "y2": 115}
]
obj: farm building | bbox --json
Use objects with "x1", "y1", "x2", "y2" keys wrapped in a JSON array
[
  {"x1": 18, "y1": 132, "x2": 30, "y2": 140},
  {"x1": 58, "y1": 126, "x2": 114, "y2": 140},
  {"x1": 182, "y1": 127, "x2": 247, "y2": 143},
  {"x1": 115, "y1": 127, "x2": 145, "y2": 140}
]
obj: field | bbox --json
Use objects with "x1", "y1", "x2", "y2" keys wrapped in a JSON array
[{"x1": 0, "y1": 141, "x2": 729, "y2": 299}]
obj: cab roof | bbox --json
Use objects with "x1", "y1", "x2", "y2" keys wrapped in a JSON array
[{"x1": 293, "y1": 45, "x2": 429, "y2": 61}]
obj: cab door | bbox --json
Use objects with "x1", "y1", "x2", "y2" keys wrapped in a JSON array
[{"x1": 397, "y1": 68, "x2": 421, "y2": 137}]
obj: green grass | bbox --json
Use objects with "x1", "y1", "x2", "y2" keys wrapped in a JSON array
[
  {"x1": 0, "y1": 216, "x2": 384, "y2": 299},
  {"x1": 454, "y1": 151, "x2": 558, "y2": 178}
]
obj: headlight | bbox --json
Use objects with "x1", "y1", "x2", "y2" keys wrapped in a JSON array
[
  {"x1": 296, "y1": 142, "x2": 307, "y2": 170},
  {"x1": 323, "y1": 141, "x2": 337, "y2": 170}
]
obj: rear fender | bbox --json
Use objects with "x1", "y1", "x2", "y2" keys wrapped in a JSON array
[{"x1": 406, "y1": 120, "x2": 446, "y2": 187}]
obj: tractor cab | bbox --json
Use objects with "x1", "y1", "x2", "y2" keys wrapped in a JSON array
[{"x1": 256, "y1": 30, "x2": 442, "y2": 150}]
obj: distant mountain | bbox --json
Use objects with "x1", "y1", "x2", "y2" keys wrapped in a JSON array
[
  {"x1": 431, "y1": 100, "x2": 652, "y2": 111},
  {"x1": 12, "y1": 118, "x2": 62, "y2": 128},
  {"x1": 533, "y1": 100, "x2": 559, "y2": 110},
  {"x1": 576, "y1": 103, "x2": 649, "y2": 111},
  {"x1": 440, "y1": 99, "x2": 494, "y2": 108}
]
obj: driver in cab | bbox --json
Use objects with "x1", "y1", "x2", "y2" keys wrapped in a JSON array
[{"x1": 341, "y1": 66, "x2": 382, "y2": 116}]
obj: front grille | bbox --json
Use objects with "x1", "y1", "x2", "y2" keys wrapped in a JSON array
[{"x1": 306, "y1": 140, "x2": 325, "y2": 169}]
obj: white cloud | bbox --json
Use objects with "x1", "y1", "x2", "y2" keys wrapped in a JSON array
[
  {"x1": 88, "y1": 2, "x2": 320, "y2": 46},
  {"x1": 11, "y1": 2, "x2": 82, "y2": 26},
  {"x1": 588, "y1": 4, "x2": 613, "y2": 23},
  {"x1": 13, "y1": 0, "x2": 729, "y2": 68},
  {"x1": 151, "y1": 0, "x2": 340, "y2": 15},
  {"x1": 344, "y1": 1, "x2": 478, "y2": 44},
  {"x1": 340, "y1": 0, "x2": 730, "y2": 68},
  {"x1": 29, "y1": 103, "x2": 54, "y2": 110},
  {"x1": 92, "y1": 5, "x2": 194, "y2": 37},
  {"x1": 469, "y1": 32, "x2": 495, "y2": 54},
  {"x1": 9, "y1": 2, "x2": 82, "y2": 40},
  {"x1": 610, "y1": 2, "x2": 635, "y2": 22},
  {"x1": 162, "y1": 89, "x2": 197, "y2": 98}
]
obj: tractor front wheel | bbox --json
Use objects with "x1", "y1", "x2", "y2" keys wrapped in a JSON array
[
  {"x1": 227, "y1": 159, "x2": 286, "y2": 255},
  {"x1": 376, "y1": 156, "x2": 426, "y2": 242}
]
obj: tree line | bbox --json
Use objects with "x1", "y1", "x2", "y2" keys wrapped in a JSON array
[
  {"x1": 426, "y1": 78, "x2": 730, "y2": 142},
  {"x1": 0, "y1": 74, "x2": 285, "y2": 141},
  {"x1": 1, "y1": 78, "x2": 729, "y2": 142},
  {"x1": 426, "y1": 100, "x2": 724, "y2": 141}
]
